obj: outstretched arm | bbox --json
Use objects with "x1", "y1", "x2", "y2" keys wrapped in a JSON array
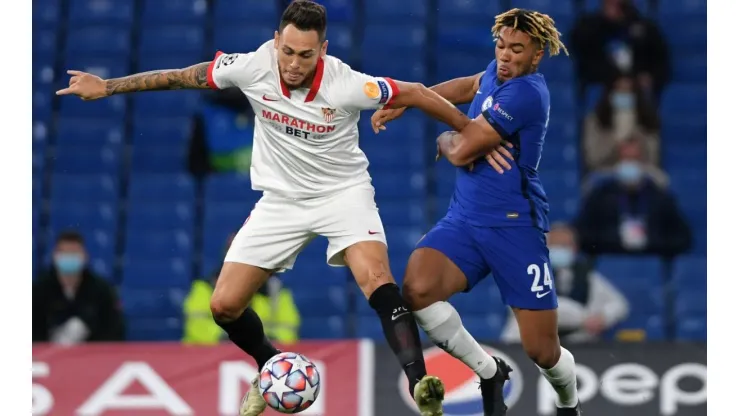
[
  {"x1": 428, "y1": 72, "x2": 483, "y2": 105},
  {"x1": 387, "y1": 80, "x2": 472, "y2": 132},
  {"x1": 105, "y1": 62, "x2": 211, "y2": 95}
]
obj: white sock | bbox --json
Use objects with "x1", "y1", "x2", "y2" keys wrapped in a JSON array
[
  {"x1": 414, "y1": 301, "x2": 498, "y2": 379},
  {"x1": 538, "y1": 346, "x2": 579, "y2": 408}
]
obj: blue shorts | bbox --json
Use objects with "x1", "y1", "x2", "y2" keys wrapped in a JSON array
[{"x1": 416, "y1": 216, "x2": 558, "y2": 310}]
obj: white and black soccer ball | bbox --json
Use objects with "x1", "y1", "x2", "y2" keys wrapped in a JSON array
[{"x1": 258, "y1": 352, "x2": 321, "y2": 413}]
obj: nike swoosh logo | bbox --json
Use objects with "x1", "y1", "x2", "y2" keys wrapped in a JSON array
[
  {"x1": 536, "y1": 291, "x2": 551, "y2": 298},
  {"x1": 262, "y1": 94, "x2": 279, "y2": 101},
  {"x1": 391, "y1": 312, "x2": 409, "y2": 321},
  {"x1": 368, "y1": 230, "x2": 381, "y2": 235}
]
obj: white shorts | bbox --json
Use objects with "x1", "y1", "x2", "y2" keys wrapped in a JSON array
[{"x1": 224, "y1": 182, "x2": 387, "y2": 272}]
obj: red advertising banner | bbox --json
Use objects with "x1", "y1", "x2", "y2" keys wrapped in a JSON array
[{"x1": 32, "y1": 341, "x2": 366, "y2": 416}]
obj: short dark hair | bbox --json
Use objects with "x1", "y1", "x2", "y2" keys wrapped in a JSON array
[
  {"x1": 56, "y1": 230, "x2": 85, "y2": 246},
  {"x1": 279, "y1": 0, "x2": 327, "y2": 41}
]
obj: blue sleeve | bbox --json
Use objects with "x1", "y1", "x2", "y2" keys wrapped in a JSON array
[{"x1": 482, "y1": 81, "x2": 538, "y2": 140}]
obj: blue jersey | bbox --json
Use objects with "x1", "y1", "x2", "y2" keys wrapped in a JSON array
[{"x1": 446, "y1": 60, "x2": 551, "y2": 231}]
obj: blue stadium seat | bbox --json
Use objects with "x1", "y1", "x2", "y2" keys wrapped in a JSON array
[
  {"x1": 675, "y1": 288, "x2": 707, "y2": 317},
  {"x1": 202, "y1": 225, "x2": 242, "y2": 262},
  {"x1": 33, "y1": 54, "x2": 55, "y2": 85},
  {"x1": 361, "y1": 53, "x2": 428, "y2": 83},
  {"x1": 538, "y1": 142, "x2": 579, "y2": 171},
  {"x1": 126, "y1": 317, "x2": 183, "y2": 341},
  {"x1": 673, "y1": 257, "x2": 707, "y2": 288},
  {"x1": 203, "y1": 202, "x2": 253, "y2": 229},
  {"x1": 213, "y1": 26, "x2": 274, "y2": 53},
  {"x1": 596, "y1": 255, "x2": 665, "y2": 287},
  {"x1": 363, "y1": 25, "x2": 427, "y2": 51},
  {"x1": 65, "y1": 26, "x2": 132, "y2": 55},
  {"x1": 364, "y1": 143, "x2": 425, "y2": 170},
  {"x1": 607, "y1": 314, "x2": 666, "y2": 341},
  {"x1": 377, "y1": 200, "x2": 426, "y2": 227},
  {"x1": 300, "y1": 317, "x2": 345, "y2": 339},
  {"x1": 52, "y1": 145, "x2": 122, "y2": 176},
  {"x1": 128, "y1": 174, "x2": 196, "y2": 202},
  {"x1": 325, "y1": 25, "x2": 353, "y2": 62},
  {"x1": 120, "y1": 287, "x2": 187, "y2": 318},
  {"x1": 538, "y1": 168, "x2": 580, "y2": 198},
  {"x1": 34, "y1": 0, "x2": 61, "y2": 26},
  {"x1": 663, "y1": 143, "x2": 706, "y2": 171},
  {"x1": 289, "y1": 283, "x2": 349, "y2": 316},
  {"x1": 358, "y1": 112, "x2": 427, "y2": 144},
  {"x1": 659, "y1": 0, "x2": 707, "y2": 17},
  {"x1": 139, "y1": 26, "x2": 205, "y2": 54},
  {"x1": 437, "y1": 0, "x2": 502, "y2": 23},
  {"x1": 213, "y1": 0, "x2": 278, "y2": 22},
  {"x1": 56, "y1": 118, "x2": 124, "y2": 147},
  {"x1": 64, "y1": 55, "x2": 130, "y2": 80},
  {"x1": 136, "y1": 52, "x2": 205, "y2": 73},
  {"x1": 204, "y1": 173, "x2": 261, "y2": 202},
  {"x1": 585, "y1": 0, "x2": 650, "y2": 14},
  {"x1": 142, "y1": 0, "x2": 208, "y2": 24},
  {"x1": 385, "y1": 226, "x2": 426, "y2": 254},
  {"x1": 124, "y1": 229, "x2": 194, "y2": 260},
  {"x1": 355, "y1": 315, "x2": 385, "y2": 339},
  {"x1": 50, "y1": 174, "x2": 119, "y2": 204},
  {"x1": 672, "y1": 53, "x2": 706, "y2": 83},
  {"x1": 364, "y1": 0, "x2": 427, "y2": 22},
  {"x1": 676, "y1": 317, "x2": 707, "y2": 341},
  {"x1": 661, "y1": 85, "x2": 707, "y2": 120},
  {"x1": 130, "y1": 145, "x2": 188, "y2": 173},
  {"x1": 548, "y1": 84, "x2": 578, "y2": 118},
  {"x1": 372, "y1": 172, "x2": 426, "y2": 200},
  {"x1": 133, "y1": 95, "x2": 201, "y2": 120},
  {"x1": 68, "y1": 0, "x2": 134, "y2": 24},
  {"x1": 33, "y1": 29, "x2": 57, "y2": 57},
  {"x1": 661, "y1": 120, "x2": 706, "y2": 144},
  {"x1": 437, "y1": 25, "x2": 496, "y2": 50},
  {"x1": 48, "y1": 202, "x2": 117, "y2": 236},
  {"x1": 546, "y1": 118, "x2": 579, "y2": 145},
  {"x1": 59, "y1": 94, "x2": 127, "y2": 118},
  {"x1": 668, "y1": 169, "x2": 706, "y2": 203},
  {"x1": 33, "y1": 143, "x2": 45, "y2": 177},
  {"x1": 539, "y1": 57, "x2": 576, "y2": 84},
  {"x1": 322, "y1": 0, "x2": 355, "y2": 23},
  {"x1": 33, "y1": 86, "x2": 53, "y2": 121},
  {"x1": 126, "y1": 202, "x2": 195, "y2": 232},
  {"x1": 122, "y1": 259, "x2": 192, "y2": 289}
]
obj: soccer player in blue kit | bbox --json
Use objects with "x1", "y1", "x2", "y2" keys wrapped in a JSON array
[{"x1": 372, "y1": 9, "x2": 582, "y2": 416}]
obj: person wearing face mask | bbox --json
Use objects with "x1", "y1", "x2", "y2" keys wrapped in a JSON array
[
  {"x1": 570, "y1": 0, "x2": 670, "y2": 99},
  {"x1": 575, "y1": 140, "x2": 692, "y2": 256},
  {"x1": 501, "y1": 223, "x2": 629, "y2": 343},
  {"x1": 32, "y1": 231, "x2": 125, "y2": 344},
  {"x1": 582, "y1": 75, "x2": 660, "y2": 173}
]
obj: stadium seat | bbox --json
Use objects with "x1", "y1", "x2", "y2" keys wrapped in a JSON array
[
  {"x1": 213, "y1": 0, "x2": 278, "y2": 22},
  {"x1": 436, "y1": 50, "x2": 493, "y2": 81},
  {"x1": 661, "y1": 85, "x2": 707, "y2": 120},
  {"x1": 68, "y1": 0, "x2": 134, "y2": 24},
  {"x1": 363, "y1": 0, "x2": 427, "y2": 22},
  {"x1": 126, "y1": 202, "x2": 195, "y2": 232},
  {"x1": 136, "y1": 52, "x2": 206, "y2": 73},
  {"x1": 437, "y1": 25, "x2": 497, "y2": 50},
  {"x1": 59, "y1": 93, "x2": 127, "y2": 118},
  {"x1": 204, "y1": 173, "x2": 260, "y2": 202},
  {"x1": 661, "y1": 120, "x2": 706, "y2": 144},
  {"x1": 290, "y1": 284, "x2": 349, "y2": 316},
  {"x1": 124, "y1": 228, "x2": 194, "y2": 259},
  {"x1": 130, "y1": 144, "x2": 188, "y2": 173},
  {"x1": 673, "y1": 257, "x2": 707, "y2": 288},
  {"x1": 141, "y1": 0, "x2": 208, "y2": 24},
  {"x1": 34, "y1": 0, "x2": 61, "y2": 26},
  {"x1": 121, "y1": 258, "x2": 192, "y2": 289},
  {"x1": 676, "y1": 317, "x2": 707, "y2": 341},
  {"x1": 119, "y1": 287, "x2": 187, "y2": 318},
  {"x1": 133, "y1": 95, "x2": 201, "y2": 120},
  {"x1": 663, "y1": 143, "x2": 707, "y2": 171},
  {"x1": 596, "y1": 255, "x2": 665, "y2": 287},
  {"x1": 385, "y1": 226, "x2": 426, "y2": 254},
  {"x1": 33, "y1": 54, "x2": 55, "y2": 85},
  {"x1": 538, "y1": 55, "x2": 576, "y2": 85},
  {"x1": 213, "y1": 26, "x2": 275, "y2": 53},
  {"x1": 437, "y1": 0, "x2": 502, "y2": 24},
  {"x1": 65, "y1": 26, "x2": 132, "y2": 55},
  {"x1": 360, "y1": 53, "x2": 428, "y2": 83},
  {"x1": 377, "y1": 200, "x2": 426, "y2": 227},
  {"x1": 50, "y1": 174, "x2": 119, "y2": 204},
  {"x1": 300, "y1": 317, "x2": 346, "y2": 339},
  {"x1": 56, "y1": 118, "x2": 124, "y2": 147},
  {"x1": 52, "y1": 145, "x2": 122, "y2": 176},
  {"x1": 64, "y1": 55, "x2": 131, "y2": 80},
  {"x1": 126, "y1": 317, "x2": 183, "y2": 341},
  {"x1": 128, "y1": 174, "x2": 196, "y2": 202},
  {"x1": 355, "y1": 315, "x2": 385, "y2": 339},
  {"x1": 325, "y1": 25, "x2": 353, "y2": 62},
  {"x1": 322, "y1": 0, "x2": 355, "y2": 23},
  {"x1": 33, "y1": 86, "x2": 54, "y2": 122},
  {"x1": 373, "y1": 172, "x2": 426, "y2": 200},
  {"x1": 33, "y1": 29, "x2": 57, "y2": 57},
  {"x1": 659, "y1": 0, "x2": 707, "y2": 17},
  {"x1": 139, "y1": 26, "x2": 205, "y2": 54},
  {"x1": 675, "y1": 288, "x2": 707, "y2": 317},
  {"x1": 48, "y1": 202, "x2": 117, "y2": 236},
  {"x1": 671, "y1": 53, "x2": 707, "y2": 83},
  {"x1": 363, "y1": 25, "x2": 427, "y2": 51}
]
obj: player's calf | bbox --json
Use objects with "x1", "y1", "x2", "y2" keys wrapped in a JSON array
[
  {"x1": 344, "y1": 241, "x2": 428, "y2": 397},
  {"x1": 211, "y1": 262, "x2": 281, "y2": 371}
]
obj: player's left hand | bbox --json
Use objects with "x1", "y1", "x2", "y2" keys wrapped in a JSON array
[
  {"x1": 482, "y1": 140, "x2": 515, "y2": 174},
  {"x1": 371, "y1": 107, "x2": 407, "y2": 133}
]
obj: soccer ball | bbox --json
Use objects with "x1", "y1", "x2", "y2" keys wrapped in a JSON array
[{"x1": 258, "y1": 352, "x2": 321, "y2": 413}]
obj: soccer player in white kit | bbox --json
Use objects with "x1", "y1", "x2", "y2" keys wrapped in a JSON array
[{"x1": 56, "y1": 2, "x2": 472, "y2": 415}]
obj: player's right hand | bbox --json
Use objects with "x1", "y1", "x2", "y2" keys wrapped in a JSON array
[
  {"x1": 484, "y1": 140, "x2": 515, "y2": 174},
  {"x1": 370, "y1": 107, "x2": 407, "y2": 133},
  {"x1": 56, "y1": 70, "x2": 108, "y2": 100}
]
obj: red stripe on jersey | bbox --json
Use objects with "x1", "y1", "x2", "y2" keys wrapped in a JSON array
[
  {"x1": 304, "y1": 57, "x2": 325, "y2": 102},
  {"x1": 207, "y1": 51, "x2": 224, "y2": 90},
  {"x1": 382, "y1": 77, "x2": 400, "y2": 109}
]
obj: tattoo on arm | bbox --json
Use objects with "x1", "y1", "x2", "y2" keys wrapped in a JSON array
[{"x1": 105, "y1": 62, "x2": 210, "y2": 96}]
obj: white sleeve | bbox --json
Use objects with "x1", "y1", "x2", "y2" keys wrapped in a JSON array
[
  {"x1": 333, "y1": 66, "x2": 399, "y2": 111},
  {"x1": 206, "y1": 51, "x2": 257, "y2": 90}
]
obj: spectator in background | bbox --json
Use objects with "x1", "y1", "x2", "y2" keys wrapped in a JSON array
[
  {"x1": 582, "y1": 75, "x2": 661, "y2": 173},
  {"x1": 501, "y1": 223, "x2": 630, "y2": 343},
  {"x1": 570, "y1": 0, "x2": 670, "y2": 99},
  {"x1": 188, "y1": 88, "x2": 255, "y2": 178},
  {"x1": 182, "y1": 233, "x2": 301, "y2": 345},
  {"x1": 575, "y1": 139, "x2": 692, "y2": 257},
  {"x1": 32, "y1": 231, "x2": 124, "y2": 344}
]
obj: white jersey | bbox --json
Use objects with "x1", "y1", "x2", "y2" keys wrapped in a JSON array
[{"x1": 206, "y1": 40, "x2": 399, "y2": 199}]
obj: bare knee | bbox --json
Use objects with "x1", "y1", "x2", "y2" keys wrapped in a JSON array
[
  {"x1": 344, "y1": 242, "x2": 396, "y2": 298},
  {"x1": 210, "y1": 295, "x2": 247, "y2": 322},
  {"x1": 522, "y1": 339, "x2": 560, "y2": 368},
  {"x1": 357, "y1": 260, "x2": 395, "y2": 298},
  {"x1": 402, "y1": 275, "x2": 437, "y2": 310}
]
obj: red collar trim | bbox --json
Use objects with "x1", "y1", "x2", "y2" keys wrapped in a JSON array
[{"x1": 279, "y1": 57, "x2": 325, "y2": 102}]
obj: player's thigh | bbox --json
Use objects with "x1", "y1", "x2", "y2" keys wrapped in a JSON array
[
  {"x1": 225, "y1": 194, "x2": 315, "y2": 273},
  {"x1": 210, "y1": 262, "x2": 273, "y2": 320},
  {"x1": 511, "y1": 308, "x2": 561, "y2": 367},
  {"x1": 404, "y1": 218, "x2": 489, "y2": 310},
  {"x1": 313, "y1": 183, "x2": 388, "y2": 268},
  {"x1": 344, "y1": 240, "x2": 395, "y2": 298},
  {"x1": 479, "y1": 227, "x2": 558, "y2": 311}
]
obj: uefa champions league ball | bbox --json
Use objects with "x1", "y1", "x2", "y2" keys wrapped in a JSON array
[{"x1": 258, "y1": 352, "x2": 321, "y2": 413}]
